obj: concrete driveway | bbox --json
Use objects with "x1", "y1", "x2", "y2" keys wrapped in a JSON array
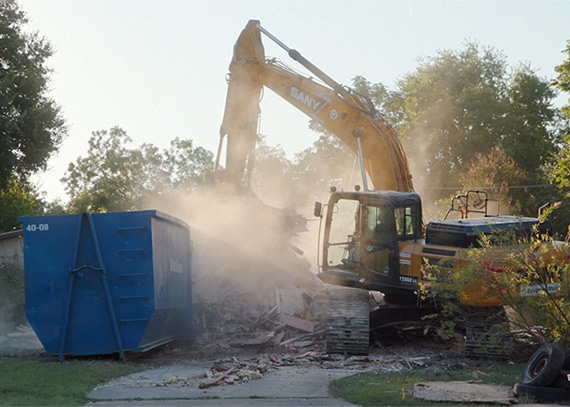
[{"x1": 86, "y1": 364, "x2": 358, "y2": 406}]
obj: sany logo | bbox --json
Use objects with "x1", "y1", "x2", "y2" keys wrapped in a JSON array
[{"x1": 290, "y1": 87, "x2": 330, "y2": 115}]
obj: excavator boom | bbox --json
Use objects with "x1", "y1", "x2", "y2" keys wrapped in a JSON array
[{"x1": 217, "y1": 20, "x2": 414, "y2": 192}]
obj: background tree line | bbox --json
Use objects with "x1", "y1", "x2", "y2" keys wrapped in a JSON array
[{"x1": 2, "y1": 0, "x2": 570, "y2": 236}]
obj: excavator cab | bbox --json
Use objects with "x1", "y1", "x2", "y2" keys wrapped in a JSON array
[{"x1": 316, "y1": 190, "x2": 423, "y2": 298}]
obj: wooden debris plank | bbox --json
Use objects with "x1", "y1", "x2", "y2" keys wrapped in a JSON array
[
  {"x1": 198, "y1": 367, "x2": 239, "y2": 389},
  {"x1": 271, "y1": 331, "x2": 287, "y2": 346},
  {"x1": 279, "y1": 313, "x2": 315, "y2": 333},
  {"x1": 230, "y1": 332, "x2": 273, "y2": 347}
]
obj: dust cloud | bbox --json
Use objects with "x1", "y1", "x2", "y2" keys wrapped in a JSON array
[
  {"x1": 404, "y1": 122, "x2": 441, "y2": 218},
  {"x1": 145, "y1": 135, "x2": 373, "y2": 337},
  {"x1": 147, "y1": 179, "x2": 328, "y2": 337},
  {"x1": 402, "y1": 106, "x2": 516, "y2": 220}
]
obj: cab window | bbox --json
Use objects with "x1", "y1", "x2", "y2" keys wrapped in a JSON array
[{"x1": 395, "y1": 205, "x2": 417, "y2": 241}]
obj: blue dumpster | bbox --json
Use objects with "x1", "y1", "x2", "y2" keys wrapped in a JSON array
[{"x1": 18, "y1": 210, "x2": 192, "y2": 360}]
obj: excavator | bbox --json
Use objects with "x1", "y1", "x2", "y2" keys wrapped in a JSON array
[{"x1": 216, "y1": 20, "x2": 567, "y2": 355}]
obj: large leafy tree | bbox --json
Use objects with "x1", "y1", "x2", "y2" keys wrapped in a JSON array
[
  {"x1": 162, "y1": 137, "x2": 216, "y2": 191},
  {"x1": 62, "y1": 127, "x2": 214, "y2": 213},
  {"x1": 0, "y1": 176, "x2": 43, "y2": 232},
  {"x1": 390, "y1": 42, "x2": 560, "y2": 211},
  {"x1": 504, "y1": 68, "x2": 560, "y2": 175},
  {"x1": 460, "y1": 146, "x2": 529, "y2": 215},
  {"x1": 395, "y1": 42, "x2": 509, "y2": 186},
  {"x1": 547, "y1": 40, "x2": 570, "y2": 208},
  {"x1": 0, "y1": 0, "x2": 65, "y2": 186},
  {"x1": 553, "y1": 40, "x2": 570, "y2": 119}
]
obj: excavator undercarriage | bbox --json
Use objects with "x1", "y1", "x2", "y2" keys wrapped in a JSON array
[{"x1": 325, "y1": 286, "x2": 517, "y2": 358}]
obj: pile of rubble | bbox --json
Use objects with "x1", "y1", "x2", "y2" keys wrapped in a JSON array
[
  {"x1": 142, "y1": 342, "x2": 468, "y2": 390},
  {"x1": 146, "y1": 281, "x2": 466, "y2": 390},
  {"x1": 189, "y1": 215, "x2": 332, "y2": 352},
  {"x1": 194, "y1": 280, "x2": 329, "y2": 349}
]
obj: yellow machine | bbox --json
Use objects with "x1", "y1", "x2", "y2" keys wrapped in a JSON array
[
  {"x1": 217, "y1": 20, "x2": 566, "y2": 355},
  {"x1": 217, "y1": 20, "x2": 412, "y2": 192}
]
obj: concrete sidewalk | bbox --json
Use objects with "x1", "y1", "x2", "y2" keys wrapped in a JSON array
[{"x1": 86, "y1": 364, "x2": 358, "y2": 406}]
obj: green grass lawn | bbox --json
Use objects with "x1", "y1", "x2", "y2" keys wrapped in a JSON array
[
  {"x1": 329, "y1": 361, "x2": 524, "y2": 406},
  {"x1": 0, "y1": 356, "x2": 144, "y2": 406}
]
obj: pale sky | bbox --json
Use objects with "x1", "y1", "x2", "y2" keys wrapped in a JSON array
[{"x1": 17, "y1": 0, "x2": 570, "y2": 202}]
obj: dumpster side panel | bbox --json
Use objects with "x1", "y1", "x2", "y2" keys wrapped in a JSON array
[
  {"x1": 90, "y1": 211, "x2": 156, "y2": 352},
  {"x1": 138, "y1": 214, "x2": 192, "y2": 349},
  {"x1": 20, "y1": 210, "x2": 192, "y2": 358},
  {"x1": 21, "y1": 214, "x2": 81, "y2": 353},
  {"x1": 59, "y1": 213, "x2": 130, "y2": 355}
]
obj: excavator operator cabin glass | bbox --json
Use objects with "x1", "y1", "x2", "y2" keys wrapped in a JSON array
[
  {"x1": 327, "y1": 199, "x2": 359, "y2": 267},
  {"x1": 395, "y1": 205, "x2": 417, "y2": 240},
  {"x1": 360, "y1": 204, "x2": 392, "y2": 275},
  {"x1": 326, "y1": 199, "x2": 395, "y2": 272},
  {"x1": 362, "y1": 205, "x2": 391, "y2": 242}
]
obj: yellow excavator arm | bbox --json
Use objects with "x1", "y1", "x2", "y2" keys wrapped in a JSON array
[{"x1": 217, "y1": 20, "x2": 414, "y2": 192}]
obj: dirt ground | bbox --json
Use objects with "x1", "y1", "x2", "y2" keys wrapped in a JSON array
[
  {"x1": 0, "y1": 320, "x2": 510, "y2": 375},
  {"x1": 130, "y1": 325, "x2": 502, "y2": 377},
  {"x1": 117, "y1": 327, "x2": 525, "y2": 405}
]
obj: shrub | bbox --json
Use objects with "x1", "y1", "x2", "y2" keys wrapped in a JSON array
[{"x1": 420, "y1": 226, "x2": 570, "y2": 350}]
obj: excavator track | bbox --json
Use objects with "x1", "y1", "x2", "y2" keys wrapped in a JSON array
[
  {"x1": 325, "y1": 288, "x2": 513, "y2": 357},
  {"x1": 325, "y1": 286, "x2": 370, "y2": 355},
  {"x1": 464, "y1": 306, "x2": 513, "y2": 358}
]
